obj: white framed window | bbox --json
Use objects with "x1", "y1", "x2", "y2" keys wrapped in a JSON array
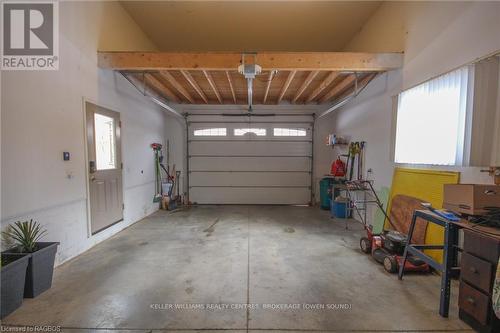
[
  {"x1": 273, "y1": 128, "x2": 307, "y2": 137},
  {"x1": 394, "y1": 66, "x2": 471, "y2": 165},
  {"x1": 94, "y1": 113, "x2": 116, "y2": 170},
  {"x1": 193, "y1": 128, "x2": 227, "y2": 136},
  {"x1": 234, "y1": 128, "x2": 266, "y2": 136}
]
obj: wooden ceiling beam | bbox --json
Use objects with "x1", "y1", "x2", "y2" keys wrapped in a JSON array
[
  {"x1": 225, "y1": 71, "x2": 237, "y2": 104},
  {"x1": 180, "y1": 70, "x2": 208, "y2": 104},
  {"x1": 98, "y1": 52, "x2": 404, "y2": 71},
  {"x1": 158, "y1": 71, "x2": 195, "y2": 103},
  {"x1": 292, "y1": 70, "x2": 319, "y2": 103},
  {"x1": 203, "y1": 70, "x2": 223, "y2": 104},
  {"x1": 262, "y1": 71, "x2": 275, "y2": 104},
  {"x1": 306, "y1": 71, "x2": 339, "y2": 103},
  {"x1": 277, "y1": 70, "x2": 297, "y2": 104},
  {"x1": 144, "y1": 73, "x2": 180, "y2": 103},
  {"x1": 320, "y1": 74, "x2": 357, "y2": 103}
]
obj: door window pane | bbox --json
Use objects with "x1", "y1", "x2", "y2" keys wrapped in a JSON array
[
  {"x1": 94, "y1": 113, "x2": 116, "y2": 170},
  {"x1": 273, "y1": 128, "x2": 307, "y2": 136},
  {"x1": 193, "y1": 128, "x2": 227, "y2": 136},
  {"x1": 234, "y1": 128, "x2": 266, "y2": 136}
]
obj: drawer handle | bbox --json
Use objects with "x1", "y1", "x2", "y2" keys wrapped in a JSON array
[
  {"x1": 466, "y1": 296, "x2": 475, "y2": 305},
  {"x1": 484, "y1": 190, "x2": 496, "y2": 195},
  {"x1": 469, "y1": 266, "x2": 478, "y2": 274}
]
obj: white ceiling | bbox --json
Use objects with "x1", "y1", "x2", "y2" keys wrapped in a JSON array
[{"x1": 120, "y1": 1, "x2": 382, "y2": 52}]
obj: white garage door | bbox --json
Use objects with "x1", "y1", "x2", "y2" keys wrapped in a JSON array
[{"x1": 187, "y1": 115, "x2": 313, "y2": 205}]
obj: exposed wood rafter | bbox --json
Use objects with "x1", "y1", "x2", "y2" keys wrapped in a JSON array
[
  {"x1": 277, "y1": 70, "x2": 296, "y2": 104},
  {"x1": 181, "y1": 70, "x2": 208, "y2": 104},
  {"x1": 320, "y1": 74, "x2": 356, "y2": 103},
  {"x1": 225, "y1": 71, "x2": 237, "y2": 104},
  {"x1": 292, "y1": 70, "x2": 319, "y2": 103},
  {"x1": 98, "y1": 52, "x2": 404, "y2": 71},
  {"x1": 306, "y1": 71, "x2": 339, "y2": 103},
  {"x1": 122, "y1": 73, "x2": 182, "y2": 118},
  {"x1": 203, "y1": 70, "x2": 223, "y2": 104},
  {"x1": 114, "y1": 53, "x2": 396, "y2": 106},
  {"x1": 159, "y1": 71, "x2": 195, "y2": 103},
  {"x1": 262, "y1": 71, "x2": 275, "y2": 104},
  {"x1": 144, "y1": 73, "x2": 180, "y2": 103}
]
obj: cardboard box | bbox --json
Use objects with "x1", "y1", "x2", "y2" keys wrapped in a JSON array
[{"x1": 443, "y1": 184, "x2": 500, "y2": 215}]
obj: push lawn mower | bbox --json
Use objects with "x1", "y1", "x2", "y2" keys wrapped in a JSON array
[
  {"x1": 352, "y1": 182, "x2": 429, "y2": 274},
  {"x1": 360, "y1": 227, "x2": 429, "y2": 274}
]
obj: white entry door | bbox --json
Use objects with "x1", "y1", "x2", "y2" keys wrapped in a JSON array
[
  {"x1": 187, "y1": 115, "x2": 313, "y2": 205},
  {"x1": 86, "y1": 102, "x2": 123, "y2": 234}
]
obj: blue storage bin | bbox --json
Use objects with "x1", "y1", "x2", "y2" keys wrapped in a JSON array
[{"x1": 330, "y1": 198, "x2": 350, "y2": 218}]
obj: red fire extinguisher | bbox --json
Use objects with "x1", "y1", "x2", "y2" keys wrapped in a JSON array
[{"x1": 331, "y1": 157, "x2": 346, "y2": 177}]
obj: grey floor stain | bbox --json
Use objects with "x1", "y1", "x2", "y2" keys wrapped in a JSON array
[
  {"x1": 284, "y1": 227, "x2": 295, "y2": 233},
  {"x1": 203, "y1": 218, "x2": 220, "y2": 236}
]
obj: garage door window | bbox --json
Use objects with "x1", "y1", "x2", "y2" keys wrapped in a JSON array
[
  {"x1": 193, "y1": 128, "x2": 227, "y2": 136},
  {"x1": 273, "y1": 128, "x2": 307, "y2": 137},
  {"x1": 234, "y1": 128, "x2": 266, "y2": 136}
]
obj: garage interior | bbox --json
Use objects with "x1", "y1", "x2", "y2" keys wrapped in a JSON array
[{"x1": 1, "y1": 1, "x2": 500, "y2": 332}]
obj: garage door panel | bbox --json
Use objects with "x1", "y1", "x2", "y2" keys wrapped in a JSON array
[
  {"x1": 187, "y1": 117, "x2": 313, "y2": 204},
  {"x1": 190, "y1": 187, "x2": 311, "y2": 205},
  {"x1": 189, "y1": 172, "x2": 311, "y2": 187},
  {"x1": 189, "y1": 141, "x2": 311, "y2": 156},
  {"x1": 189, "y1": 156, "x2": 311, "y2": 172}
]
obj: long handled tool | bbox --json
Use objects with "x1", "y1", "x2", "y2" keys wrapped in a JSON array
[
  {"x1": 357, "y1": 141, "x2": 365, "y2": 180},
  {"x1": 151, "y1": 143, "x2": 163, "y2": 202}
]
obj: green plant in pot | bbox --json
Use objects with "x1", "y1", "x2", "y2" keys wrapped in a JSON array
[{"x1": 2, "y1": 220, "x2": 59, "y2": 298}]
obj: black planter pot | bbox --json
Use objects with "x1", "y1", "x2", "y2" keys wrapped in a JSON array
[
  {"x1": 4, "y1": 242, "x2": 59, "y2": 298},
  {"x1": 1, "y1": 253, "x2": 30, "y2": 319}
]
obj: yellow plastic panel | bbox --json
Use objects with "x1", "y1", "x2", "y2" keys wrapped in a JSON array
[{"x1": 386, "y1": 167, "x2": 460, "y2": 263}]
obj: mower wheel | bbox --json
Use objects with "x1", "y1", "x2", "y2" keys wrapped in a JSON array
[
  {"x1": 383, "y1": 256, "x2": 398, "y2": 273},
  {"x1": 360, "y1": 237, "x2": 371, "y2": 254}
]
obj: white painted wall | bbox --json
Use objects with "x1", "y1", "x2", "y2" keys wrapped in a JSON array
[
  {"x1": 314, "y1": 1, "x2": 500, "y2": 204},
  {"x1": 1, "y1": 1, "x2": 165, "y2": 265}
]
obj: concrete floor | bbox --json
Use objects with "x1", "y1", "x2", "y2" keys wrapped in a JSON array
[{"x1": 2, "y1": 206, "x2": 472, "y2": 332}]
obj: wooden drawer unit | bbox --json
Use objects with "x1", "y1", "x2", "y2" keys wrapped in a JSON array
[
  {"x1": 459, "y1": 228, "x2": 500, "y2": 332},
  {"x1": 464, "y1": 229, "x2": 500, "y2": 263},
  {"x1": 459, "y1": 282, "x2": 490, "y2": 325},
  {"x1": 461, "y1": 252, "x2": 494, "y2": 293}
]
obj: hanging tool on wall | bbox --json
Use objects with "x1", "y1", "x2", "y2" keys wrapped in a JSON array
[
  {"x1": 346, "y1": 141, "x2": 366, "y2": 180},
  {"x1": 151, "y1": 143, "x2": 163, "y2": 203},
  {"x1": 348, "y1": 142, "x2": 359, "y2": 180},
  {"x1": 357, "y1": 141, "x2": 365, "y2": 180},
  {"x1": 151, "y1": 143, "x2": 175, "y2": 204},
  {"x1": 175, "y1": 170, "x2": 181, "y2": 203}
]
